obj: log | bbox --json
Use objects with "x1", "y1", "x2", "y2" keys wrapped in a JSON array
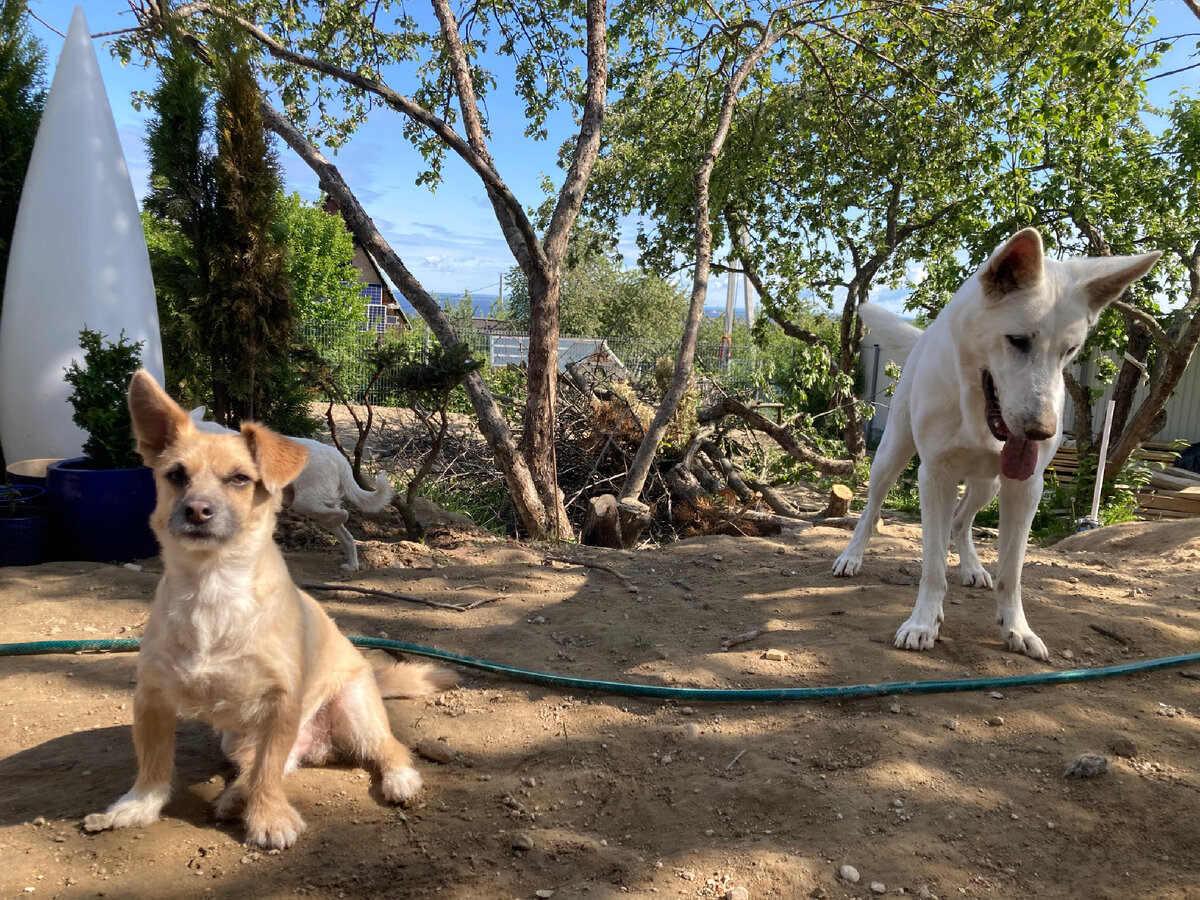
[
  {"x1": 580, "y1": 493, "x2": 652, "y2": 549},
  {"x1": 818, "y1": 484, "x2": 853, "y2": 519}
]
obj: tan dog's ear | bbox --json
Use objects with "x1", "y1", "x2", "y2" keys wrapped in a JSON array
[
  {"x1": 128, "y1": 370, "x2": 193, "y2": 466},
  {"x1": 241, "y1": 423, "x2": 309, "y2": 495},
  {"x1": 981, "y1": 227, "x2": 1044, "y2": 297}
]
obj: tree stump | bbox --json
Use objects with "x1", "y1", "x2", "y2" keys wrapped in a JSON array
[
  {"x1": 581, "y1": 494, "x2": 652, "y2": 548},
  {"x1": 819, "y1": 484, "x2": 853, "y2": 520}
]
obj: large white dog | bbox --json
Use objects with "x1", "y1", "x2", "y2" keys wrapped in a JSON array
[{"x1": 833, "y1": 228, "x2": 1160, "y2": 660}]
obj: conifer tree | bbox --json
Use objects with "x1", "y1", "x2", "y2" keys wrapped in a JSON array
[
  {"x1": 142, "y1": 37, "x2": 217, "y2": 402},
  {"x1": 210, "y1": 36, "x2": 302, "y2": 428},
  {"x1": 0, "y1": 0, "x2": 46, "y2": 309}
]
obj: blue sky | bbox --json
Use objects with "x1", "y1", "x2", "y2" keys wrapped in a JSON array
[{"x1": 23, "y1": 1, "x2": 1200, "y2": 309}]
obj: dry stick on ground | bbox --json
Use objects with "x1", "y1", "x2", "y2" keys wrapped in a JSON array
[
  {"x1": 301, "y1": 582, "x2": 473, "y2": 612},
  {"x1": 721, "y1": 626, "x2": 778, "y2": 651},
  {"x1": 543, "y1": 555, "x2": 635, "y2": 587}
]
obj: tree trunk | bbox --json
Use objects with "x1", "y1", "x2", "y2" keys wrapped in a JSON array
[
  {"x1": 817, "y1": 484, "x2": 853, "y2": 519},
  {"x1": 619, "y1": 20, "x2": 795, "y2": 503},
  {"x1": 261, "y1": 103, "x2": 555, "y2": 537},
  {"x1": 1109, "y1": 319, "x2": 1151, "y2": 446},
  {"x1": 580, "y1": 493, "x2": 651, "y2": 549}
]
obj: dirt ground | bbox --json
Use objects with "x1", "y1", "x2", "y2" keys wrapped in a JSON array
[{"x1": 2, "y1": 508, "x2": 1200, "y2": 899}]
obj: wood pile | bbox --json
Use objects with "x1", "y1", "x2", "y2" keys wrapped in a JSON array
[{"x1": 1047, "y1": 440, "x2": 1200, "y2": 520}]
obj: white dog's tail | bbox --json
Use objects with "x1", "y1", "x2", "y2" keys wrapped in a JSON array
[
  {"x1": 339, "y1": 458, "x2": 395, "y2": 513},
  {"x1": 858, "y1": 303, "x2": 923, "y2": 367}
]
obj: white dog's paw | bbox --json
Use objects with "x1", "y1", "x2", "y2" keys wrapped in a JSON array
[
  {"x1": 339, "y1": 562, "x2": 360, "y2": 573},
  {"x1": 106, "y1": 784, "x2": 171, "y2": 829},
  {"x1": 894, "y1": 619, "x2": 940, "y2": 651},
  {"x1": 960, "y1": 565, "x2": 993, "y2": 589},
  {"x1": 1002, "y1": 626, "x2": 1049, "y2": 661},
  {"x1": 381, "y1": 766, "x2": 423, "y2": 804},
  {"x1": 832, "y1": 552, "x2": 861, "y2": 577}
]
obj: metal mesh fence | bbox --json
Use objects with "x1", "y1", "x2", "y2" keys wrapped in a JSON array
[{"x1": 300, "y1": 321, "x2": 768, "y2": 404}]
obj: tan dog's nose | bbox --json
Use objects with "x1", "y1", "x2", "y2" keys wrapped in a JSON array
[{"x1": 185, "y1": 499, "x2": 214, "y2": 525}]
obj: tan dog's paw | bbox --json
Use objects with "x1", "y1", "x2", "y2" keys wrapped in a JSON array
[
  {"x1": 381, "y1": 766, "x2": 423, "y2": 804},
  {"x1": 212, "y1": 783, "x2": 245, "y2": 821},
  {"x1": 107, "y1": 784, "x2": 171, "y2": 829},
  {"x1": 243, "y1": 801, "x2": 306, "y2": 850}
]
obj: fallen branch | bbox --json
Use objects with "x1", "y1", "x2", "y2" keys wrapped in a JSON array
[
  {"x1": 544, "y1": 555, "x2": 635, "y2": 587},
  {"x1": 301, "y1": 582, "x2": 467, "y2": 611},
  {"x1": 721, "y1": 627, "x2": 778, "y2": 651},
  {"x1": 1089, "y1": 623, "x2": 1131, "y2": 645}
]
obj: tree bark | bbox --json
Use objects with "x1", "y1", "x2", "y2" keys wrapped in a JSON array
[
  {"x1": 620, "y1": 13, "x2": 803, "y2": 502},
  {"x1": 260, "y1": 103, "x2": 553, "y2": 537}
]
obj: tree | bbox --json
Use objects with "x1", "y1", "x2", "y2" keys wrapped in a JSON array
[
  {"x1": 505, "y1": 221, "x2": 687, "y2": 340},
  {"x1": 209, "y1": 35, "x2": 299, "y2": 428},
  {"x1": 0, "y1": 0, "x2": 45, "y2": 313},
  {"x1": 142, "y1": 37, "x2": 218, "y2": 405},
  {"x1": 589, "y1": 0, "x2": 1163, "y2": 496},
  {"x1": 276, "y1": 191, "x2": 362, "y2": 327},
  {"x1": 122, "y1": 0, "x2": 610, "y2": 540}
]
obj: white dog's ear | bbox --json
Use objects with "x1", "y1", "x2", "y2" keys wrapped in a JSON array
[
  {"x1": 240, "y1": 422, "x2": 309, "y2": 495},
  {"x1": 1079, "y1": 251, "x2": 1163, "y2": 317},
  {"x1": 980, "y1": 228, "x2": 1045, "y2": 298},
  {"x1": 128, "y1": 370, "x2": 194, "y2": 466}
]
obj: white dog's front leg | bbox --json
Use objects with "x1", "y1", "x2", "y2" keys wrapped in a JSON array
[
  {"x1": 833, "y1": 420, "x2": 916, "y2": 578},
  {"x1": 952, "y1": 477, "x2": 999, "y2": 588},
  {"x1": 895, "y1": 463, "x2": 956, "y2": 651},
  {"x1": 993, "y1": 476, "x2": 1049, "y2": 661}
]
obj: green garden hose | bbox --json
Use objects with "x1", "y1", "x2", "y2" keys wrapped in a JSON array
[{"x1": 2, "y1": 637, "x2": 1197, "y2": 702}]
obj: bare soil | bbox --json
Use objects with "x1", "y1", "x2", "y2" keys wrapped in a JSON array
[{"x1": 2, "y1": 514, "x2": 1200, "y2": 899}]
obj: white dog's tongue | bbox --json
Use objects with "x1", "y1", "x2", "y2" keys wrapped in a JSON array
[{"x1": 1002, "y1": 437, "x2": 1038, "y2": 481}]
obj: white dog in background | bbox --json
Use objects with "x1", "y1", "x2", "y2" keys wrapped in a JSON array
[
  {"x1": 190, "y1": 408, "x2": 393, "y2": 571},
  {"x1": 833, "y1": 228, "x2": 1160, "y2": 660}
]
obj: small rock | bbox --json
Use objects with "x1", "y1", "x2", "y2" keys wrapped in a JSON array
[
  {"x1": 916, "y1": 886, "x2": 935, "y2": 900},
  {"x1": 415, "y1": 738, "x2": 455, "y2": 765},
  {"x1": 535, "y1": 891, "x2": 555, "y2": 899},
  {"x1": 989, "y1": 691, "x2": 1004, "y2": 700},
  {"x1": 890, "y1": 798, "x2": 904, "y2": 809},
  {"x1": 1061, "y1": 649, "x2": 1075, "y2": 660},
  {"x1": 531, "y1": 615, "x2": 547, "y2": 625},
  {"x1": 724, "y1": 888, "x2": 750, "y2": 900},
  {"x1": 82, "y1": 813, "x2": 112, "y2": 833},
  {"x1": 762, "y1": 649, "x2": 788, "y2": 661},
  {"x1": 511, "y1": 832, "x2": 535, "y2": 851},
  {"x1": 1110, "y1": 738, "x2": 1137, "y2": 758},
  {"x1": 837, "y1": 864, "x2": 860, "y2": 884},
  {"x1": 870, "y1": 883, "x2": 886, "y2": 895},
  {"x1": 943, "y1": 719, "x2": 958, "y2": 731},
  {"x1": 683, "y1": 723, "x2": 701, "y2": 740},
  {"x1": 1063, "y1": 753, "x2": 1109, "y2": 779},
  {"x1": 889, "y1": 702, "x2": 902, "y2": 714},
  {"x1": 987, "y1": 716, "x2": 1004, "y2": 727},
  {"x1": 808, "y1": 889, "x2": 828, "y2": 899},
  {"x1": 32, "y1": 816, "x2": 47, "y2": 827}
]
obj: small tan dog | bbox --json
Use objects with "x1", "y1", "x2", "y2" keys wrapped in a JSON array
[{"x1": 102, "y1": 370, "x2": 453, "y2": 849}]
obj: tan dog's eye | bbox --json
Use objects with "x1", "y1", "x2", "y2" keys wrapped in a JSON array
[
  {"x1": 165, "y1": 465, "x2": 187, "y2": 486},
  {"x1": 229, "y1": 473, "x2": 252, "y2": 487}
]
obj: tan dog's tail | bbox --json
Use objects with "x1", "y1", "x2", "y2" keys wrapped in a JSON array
[{"x1": 374, "y1": 662, "x2": 456, "y2": 698}]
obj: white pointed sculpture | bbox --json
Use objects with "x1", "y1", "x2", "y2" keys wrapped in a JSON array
[{"x1": 0, "y1": 6, "x2": 163, "y2": 464}]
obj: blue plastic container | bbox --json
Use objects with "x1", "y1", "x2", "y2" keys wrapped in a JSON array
[{"x1": 44, "y1": 458, "x2": 158, "y2": 563}]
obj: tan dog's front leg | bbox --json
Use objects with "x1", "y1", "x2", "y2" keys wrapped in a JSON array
[
  {"x1": 106, "y1": 685, "x2": 177, "y2": 828},
  {"x1": 223, "y1": 693, "x2": 306, "y2": 850}
]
